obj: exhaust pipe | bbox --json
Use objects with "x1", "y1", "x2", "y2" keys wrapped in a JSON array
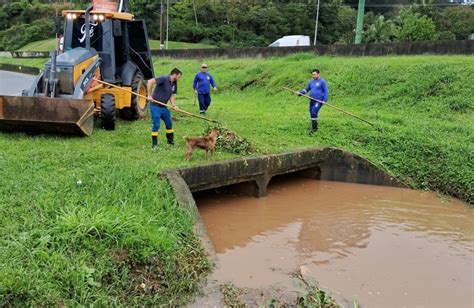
[
  {"x1": 48, "y1": 50, "x2": 58, "y2": 98},
  {"x1": 85, "y1": 5, "x2": 93, "y2": 49}
]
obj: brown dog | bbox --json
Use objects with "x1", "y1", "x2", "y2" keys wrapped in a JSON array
[{"x1": 184, "y1": 129, "x2": 219, "y2": 161}]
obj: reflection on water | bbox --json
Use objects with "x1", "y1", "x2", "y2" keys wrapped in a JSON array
[{"x1": 196, "y1": 178, "x2": 473, "y2": 307}]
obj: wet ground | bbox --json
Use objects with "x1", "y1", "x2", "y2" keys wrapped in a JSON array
[
  {"x1": 0, "y1": 70, "x2": 35, "y2": 95},
  {"x1": 194, "y1": 177, "x2": 473, "y2": 307}
]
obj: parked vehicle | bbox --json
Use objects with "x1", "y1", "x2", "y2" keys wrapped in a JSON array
[{"x1": 268, "y1": 35, "x2": 310, "y2": 47}]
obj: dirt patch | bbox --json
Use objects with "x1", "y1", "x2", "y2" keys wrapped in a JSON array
[
  {"x1": 131, "y1": 264, "x2": 162, "y2": 292},
  {"x1": 110, "y1": 249, "x2": 162, "y2": 293},
  {"x1": 239, "y1": 79, "x2": 257, "y2": 91},
  {"x1": 111, "y1": 249, "x2": 130, "y2": 263}
]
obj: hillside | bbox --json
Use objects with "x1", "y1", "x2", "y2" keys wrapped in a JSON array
[
  {"x1": 0, "y1": 54, "x2": 472, "y2": 305},
  {"x1": 17, "y1": 38, "x2": 214, "y2": 51}
]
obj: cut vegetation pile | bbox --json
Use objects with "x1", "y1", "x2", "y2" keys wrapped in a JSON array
[
  {"x1": 0, "y1": 53, "x2": 472, "y2": 305},
  {"x1": 205, "y1": 124, "x2": 254, "y2": 155}
]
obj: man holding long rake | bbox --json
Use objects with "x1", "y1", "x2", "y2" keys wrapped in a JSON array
[
  {"x1": 147, "y1": 68, "x2": 182, "y2": 150},
  {"x1": 298, "y1": 69, "x2": 329, "y2": 135}
]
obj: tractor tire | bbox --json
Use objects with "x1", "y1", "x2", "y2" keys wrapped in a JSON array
[
  {"x1": 120, "y1": 71, "x2": 148, "y2": 120},
  {"x1": 101, "y1": 94, "x2": 116, "y2": 130}
]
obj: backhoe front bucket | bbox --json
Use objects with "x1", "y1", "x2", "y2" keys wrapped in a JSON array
[{"x1": 0, "y1": 96, "x2": 94, "y2": 136}]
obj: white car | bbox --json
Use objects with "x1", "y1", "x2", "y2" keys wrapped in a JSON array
[{"x1": 269, "y1": 35, "x2": 310, "y2": 47}]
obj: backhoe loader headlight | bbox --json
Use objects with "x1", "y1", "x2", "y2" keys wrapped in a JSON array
[
  {"x1": 93, "y1": 14, "x2": 99, "y2": 21},
  {"x1": 67, "y1": 13, "x2": 72, "y2": 20},
  {"x1": 98, "y1": 14, "x2": 105, "y2": 22}
]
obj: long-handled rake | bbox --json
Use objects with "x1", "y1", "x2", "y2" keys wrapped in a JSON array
[
  {"x1": 94, "y1": 78, "x2": 220, "y2": 124},
  {"x1": 282, "y1": 86, "x2": 376, "y2": 127}
]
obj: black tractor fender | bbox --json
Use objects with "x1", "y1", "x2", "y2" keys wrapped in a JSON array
[
  {"x1": 23, "y1": 71, "x2": 45, "y2": 97},
  {"x1": 121, "y1": 61, "x2": 142, "y2": 86}
]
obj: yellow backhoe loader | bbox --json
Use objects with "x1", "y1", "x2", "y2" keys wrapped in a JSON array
[{"x1": 0, "y1": 0, "x2": 154, "y2": 136}]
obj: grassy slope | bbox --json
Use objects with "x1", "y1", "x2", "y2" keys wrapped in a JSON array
[
  {"x1": 0, "y1": 54, "x2": 473, "y2": 305},
  {"x1": 17, "y1": 38, "x2": 214, "y2": 51}
]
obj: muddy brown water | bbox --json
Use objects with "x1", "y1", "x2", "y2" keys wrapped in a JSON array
[{"x1": 195, "y1": 177, "x2": 473, "y2": 307}]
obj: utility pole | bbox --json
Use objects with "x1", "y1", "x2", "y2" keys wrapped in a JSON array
[
  {"x1": 354, "y1": 0, "x2": 365, "y2": 44},
  {"x1": 166, "y1": 0, "x2": 169, "y2": 49},
  {"x1": 160, "y1": 0, "x2": 165, "y2": 49},
  {"x1": 193, "y1": 0, "x2": 199, "y2": 27},
  {"x1": 313, "y1": 0, "x2": 320, "y2": 45}
]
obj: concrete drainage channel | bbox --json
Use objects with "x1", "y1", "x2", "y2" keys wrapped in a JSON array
[{"x1": 159, "y1": 147, "x2": 404, "y2": 259}]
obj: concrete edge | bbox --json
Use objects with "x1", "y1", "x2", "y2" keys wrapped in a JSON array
[
  {"x1": 158, "y1": 147, "x2": 407, "y2": 259},
  {"x1": 159, "y1": 171, "x2": 217, "y2": 261},
  {"x1": 0, "y1": 63, "x2": 40, "y2": 75}
]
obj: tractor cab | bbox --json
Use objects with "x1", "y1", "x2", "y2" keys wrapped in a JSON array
[{"x1": 61, "y1": 9, "x2": 153, "y2": 84}]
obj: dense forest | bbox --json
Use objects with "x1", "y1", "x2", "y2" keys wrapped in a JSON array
[{"x1": 0, "y1": 0, "x2": 473, "y2": 50}]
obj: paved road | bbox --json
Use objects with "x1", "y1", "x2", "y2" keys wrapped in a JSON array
[{"x1": 0, "y1": 70, "x2": 35, "y2": 96}]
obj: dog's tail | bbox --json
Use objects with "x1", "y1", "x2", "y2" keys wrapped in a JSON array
[{"x1": 183, "y1": 136, "x2": 190, "y2": 141}]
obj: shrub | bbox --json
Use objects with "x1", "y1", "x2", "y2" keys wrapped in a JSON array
[
  {"x1": 0, "y1": 18, "x2": 53, "y2": 51},
  {"x1": 398, "y1": 9, "x2": 439, "y2": 42}
]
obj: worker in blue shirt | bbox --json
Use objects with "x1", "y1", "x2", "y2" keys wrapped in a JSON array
[
  {"x1": 298, "y1": 69, "x2": 329, "y2": 135},
  {"x1": 147, "y1": 68, "x2": 182, "y2": 150},
  {"x1": 193, "y1": 63, "x2": 217, "y2": 115}
]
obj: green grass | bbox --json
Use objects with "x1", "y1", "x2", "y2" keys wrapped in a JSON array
[
  {"x1": 0, "y1": 54, "x2": 473, "y2": 305},
  {"x1": 17, "y1": 39, "x2": 59, "y2": 52},
  {"x1": 17, "y1": 38, "x2": 214, "y2": 51},
  {"x1": 148, "y1": 40, "x2": 214, "y2": 50}
]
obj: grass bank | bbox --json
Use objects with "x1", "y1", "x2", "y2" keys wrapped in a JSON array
[
  {"x1": 0, "y1": 54, "x2": 472, "y2": 305},
  {"x1": 17, "y1": 38, "x2": 214, "y2": 51}
]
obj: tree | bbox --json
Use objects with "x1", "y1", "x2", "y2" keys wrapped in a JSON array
[
  {"x1": 397, "y1": 9, "x2": 439, "y2": 41},
  {"x1": 334, "y1": 5, "x2": 357, "y2": 44},
  {"x1": 129, "y1": 0, "x2": 161, "y2": 39},
  {"x1": 364, "y1": 15, "x2": 398, "y2": 43},
  {"x1": 0, "y1": 18, "x2": 53, "y2": 51},
  {"x1": 436, "y1": 6, "x2": 474, "y2": 40}
]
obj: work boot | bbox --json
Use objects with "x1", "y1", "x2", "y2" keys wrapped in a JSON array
[
  {"x1": 166, "y1": 132, "x2": 174, "y2": 145},
  {"x1": 152, "y1": 135, "x2": 158, "y2": 151},
  {"x1": 309, "y1": 120, "x2": 318, "y2": 135}
]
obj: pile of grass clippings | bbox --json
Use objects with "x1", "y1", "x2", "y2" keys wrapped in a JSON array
[{"x1": 205, "y1": 125, "x2": 254, "y2": 155}]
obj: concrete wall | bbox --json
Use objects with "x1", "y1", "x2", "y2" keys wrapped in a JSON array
[
  {"x1": 152, "y1": 40, "x2": 473, "y2": 59},
  {"x1": 162, "y1": 147, "x2": 404, "y2": 198},
  {"x1": 160, "y1": 147, "x2": 405, "y2": 258},
  {"x1": 0, "y1": 51, "x2": 50, "y2": 58},
  {"x1": 0, "y1": 63, "x2": 40, "y2": 75},
  {"x1": 4, "y1": 40, "x2": 473, "y2": 59}
]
